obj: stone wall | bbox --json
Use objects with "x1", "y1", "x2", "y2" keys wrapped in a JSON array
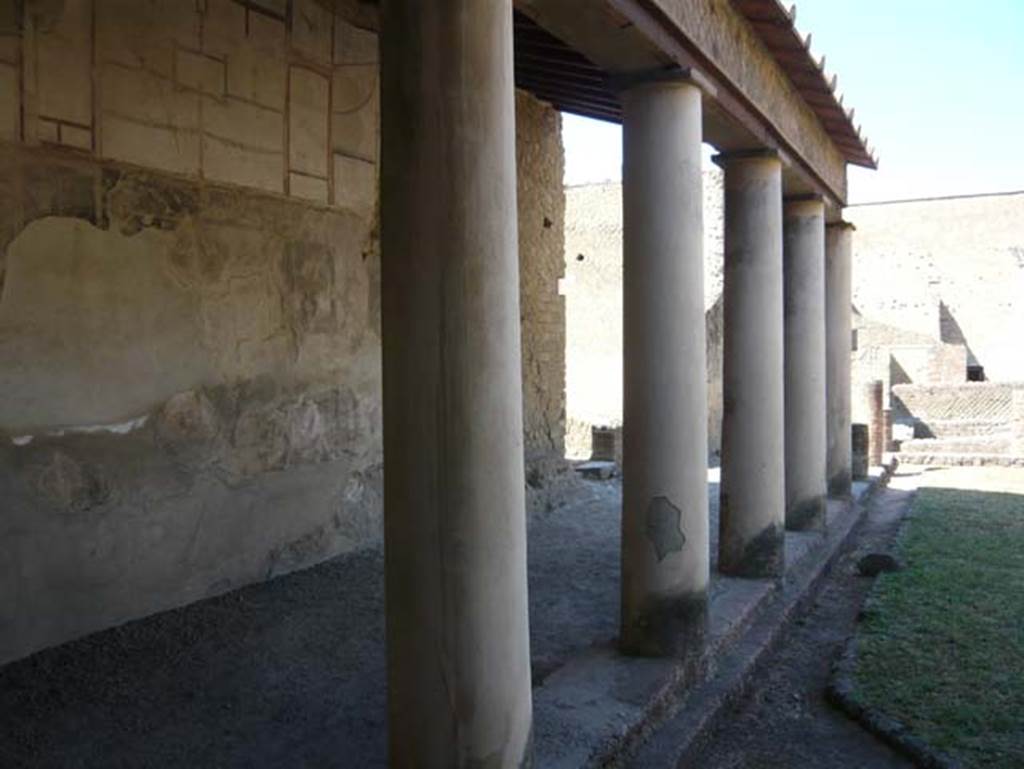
[
  {"x1": 563, "y1": 169, "x2": 724, "y2": 459},
  {"x1": 0, "y1": 1, "x2": 566, "y2": 664},
  {"x1": 892, "y1": 383, "x2": 1021, "y2": 428},
  {"x1": 850, "y1": 312, "x2": 966, "y2": 425},
  {"x1": 565, "y1": 181, "x2": 1024, "y2": 458},
  {"x1": 891, "y1": 382, "x2": 1024, "y2": 461},
  {"x1": 517, "y1": 91, "x2": 567, "y2": 466},
  {"x1": 847, "y1": 192, "x2": 1024, "y2": 382}
]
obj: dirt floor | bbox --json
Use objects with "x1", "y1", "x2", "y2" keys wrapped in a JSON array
[
  {"x1": 675, "y1": 472, "x2": 927, "y2": 769},
  {"x1": 0, "y1": 473, "x2": 718, "y2": 768}
]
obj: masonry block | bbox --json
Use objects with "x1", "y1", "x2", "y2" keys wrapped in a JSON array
[
  {"x1": 36, "y1": 0, "x2": 92, "y2": 127},
  {"x1": 0, "y1": 1, "x2": 15, "y2": 35},
  {"x1": 38, "y1": 117, "x2": 59, "y2": 144},
  {"x1": 203, "y1": 134, "x2": 283, "y2": 193},
  {"x1": 250, "y1": 0, "x2": 287, "y2": 17},
  {"x1": 202, "y1": 96, "x2": 283, "y2": 152},
  {"x1": 101, "y1": 115, "x2": 200, "y2": 175},
  {"x1": 291, "y1": 0, "x2": 332, "y2": 65},
  {"x1": 61, "y1": 124, "x2": 93, "y2": 151},
  {"x1": 0, "y1": 34, "x2": 18, "y2": 63},
  {"x1": 248, "y1": 10, "x2": 286, "y2": 56},
  {"x1": 97, "y1": 0, "x2": 201, "y2": 79},
  {"x1": 101, "y1": 65, "x2": 200, "y2": 130},
  {"x1": 331, "y1": 66, "x2": 377, "y2": 162},
  {"x1": 332, "y1": 153, "x2": 375, "y2": 216},
  {"x1": 0, "y1": 62, "x2": 17, "y2": 140},
  {"x1": 176, "y1": 50, "x2": 226, "y2": 97},
  {"x1": 203, "y1": 0, "x2": 246, "y2": 58},
  {"x1": 289, "y1": 173, "x2": 329, "y2": 204},
  {"x1": 333, "y1": 17, "x2": 377, "y2": 65},
  {"x1": 226, "y1": 44, "x2": 286, "y2": 111},
  {"x1": 289, "y1": 67, "x2": 329, "y2": 177}
]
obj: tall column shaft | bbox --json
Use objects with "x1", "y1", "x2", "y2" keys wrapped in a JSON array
[
  {"x1": 783, "y1": 198, "x2": 827, "y2": 530},
  {"x1": 379, "y1": 3, "x2": 532, "y2": 767},
  {"x1": 718, "y1": 153, "x2": 786, "y2": 578},
  {"x1": 620, "y1": 80, "x2": 709, "y2": 658},
  {"x1": 826, "y1": 222, "x2": 854, "y2": 498},
  {"x1": 867, "y1": 379, "x2": 885, "y2": 467}
]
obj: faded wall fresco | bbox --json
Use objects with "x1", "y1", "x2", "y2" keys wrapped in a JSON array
[{"x1": 0, "y1": 0, "x2": 568, "y2": 664}]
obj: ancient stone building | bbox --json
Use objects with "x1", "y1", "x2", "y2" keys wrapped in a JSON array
[
  {"x1": 847, "y1": 192, "x2": 1024, "y2": 462},
  {"x1": 1, "y1": 2, "x2": 876, "y2": 765},
  {"x1": 566, "y1": 185, "x2": 1024, "y2": 461},
  {"x1": 848, "y1": 191, "x2": 1024, "y2": 383}
]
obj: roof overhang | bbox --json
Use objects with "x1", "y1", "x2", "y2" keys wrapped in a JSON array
[
  {"x1": 330, "y1": 0, "x2": 874, "y2": 205},
  {"x1": 733, "y1": 0, "x2": 876, "y2": 168}
]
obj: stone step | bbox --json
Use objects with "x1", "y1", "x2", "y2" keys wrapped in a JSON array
[{"x1": 899, "y1": 436, "x2": 1014, "y2": 454}]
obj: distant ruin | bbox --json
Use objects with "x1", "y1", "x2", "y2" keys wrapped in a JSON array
[{"x1": 565, "y1": 182, "x2": 1024, "y2": 464}]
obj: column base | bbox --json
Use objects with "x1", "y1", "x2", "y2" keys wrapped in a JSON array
[
  {"x1": 786, "y1": 494, "x2": 826, "y2": 531},
  {"x1": 719, "y1": 522, "x2": 785, "y2": 579},
  {"x1": 620, "y1": 591, "x2": 708, "y2": 659},
  {"x1": 828, "y1": 470, "x2": 853, "y2": 499}
]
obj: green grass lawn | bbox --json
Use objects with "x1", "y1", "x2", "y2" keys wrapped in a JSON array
[{"x1": 853, "y1": 483, "x2": 1024, "y2": 768}]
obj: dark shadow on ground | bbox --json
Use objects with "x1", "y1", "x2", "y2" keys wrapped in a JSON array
[
  {"x1": 674, "y1": 481, "x2": 917, "y2": 769},
  {"x1": 0, "y1": 474, "x2": 723, "y2": 769}
]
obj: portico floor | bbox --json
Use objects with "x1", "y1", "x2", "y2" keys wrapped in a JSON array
[{"x1": 0, "y1": 469, "x2": 877, "y2": 768}]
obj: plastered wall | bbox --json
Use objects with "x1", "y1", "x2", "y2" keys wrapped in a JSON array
[{"x1": 0, "y1": 1, "x2": 567, "y2": 664}]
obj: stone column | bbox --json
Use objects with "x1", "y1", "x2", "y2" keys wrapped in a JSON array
[
  {"x1": 620, "y1": 77, "x2": 709, "y2": 658},
  {"x1": 717, "y1": 151, "x2": 786, "y2": 578},
  {"x1": 379, "y1": 4, "x2": 532, "y2": 766},
  {"x1": 867, "y1": 379, "x2": 885, "y2": 467},
  {"x1": 826, "y1": 222, "x2": 855, "y2": 498},
  {"x1": 783, "y1": 197, "x2": 828, "y2": 530}
]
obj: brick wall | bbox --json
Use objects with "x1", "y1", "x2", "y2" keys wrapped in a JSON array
[{"x1": 891, "y1": 383, "x2": 1020, "y2": 425}]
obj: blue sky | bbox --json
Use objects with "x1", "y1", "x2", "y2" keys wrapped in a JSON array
[{"x1": 562, "y1": 1, "x2": 1024, "y2": 203}]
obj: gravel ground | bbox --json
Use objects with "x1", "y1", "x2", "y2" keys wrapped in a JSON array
[
  {"x1": 0, "y1": 473, "x2": 721, "y2": 769},
  {"x1": 674, "y1": 473, "x2": 922, "y2": 769}
]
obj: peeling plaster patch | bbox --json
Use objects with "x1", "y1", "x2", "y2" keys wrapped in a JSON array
[
  {"x1": 30, "y1": 450, "x2": 111, "y2": 512},
  {"x1": 8, "y1": 415, "x2": 150, "y2": 444},
  {"x1": 645, "y1": 496, "x2": 686, "y2": 562},
  {"x1": 0, "y1": 217, "x2": 206, "y2": 430},
  {"x1": 44, "y1": 415, "x2": 149, "y2": 438}
]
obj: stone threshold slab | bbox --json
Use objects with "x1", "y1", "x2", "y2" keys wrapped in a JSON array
[{"x1": 533, "y1": 466, "x2": 891, "y2": 768}]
